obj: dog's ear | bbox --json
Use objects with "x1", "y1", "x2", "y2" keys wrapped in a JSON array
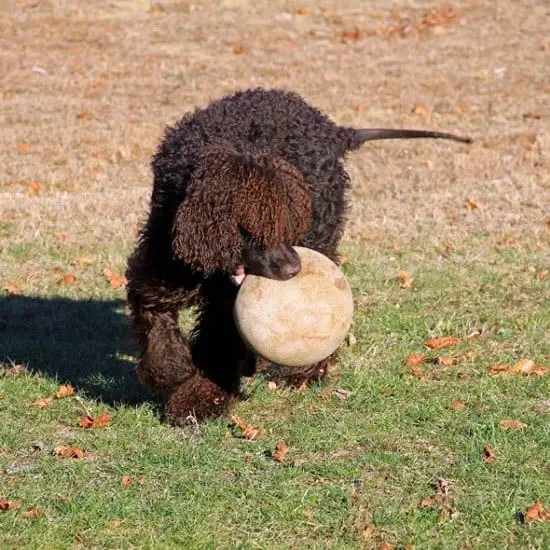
[
  {"x1": 172, "y1": 148, "x2": 312, "y2": 271},
  {"x1": 236, "y1": 157, "x2": 312, "y2": 248},
  {"x1": 172, "y1": 148, "x2": 243, "y2": 271}
]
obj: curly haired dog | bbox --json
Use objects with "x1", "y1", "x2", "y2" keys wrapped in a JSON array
[{"x1": 126, "y1": 88, "x2": 470, "y2": 424}]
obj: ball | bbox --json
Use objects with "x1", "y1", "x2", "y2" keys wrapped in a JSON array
[{"x1": 234, "y1": 247, "x2": 354, "y2": 367}]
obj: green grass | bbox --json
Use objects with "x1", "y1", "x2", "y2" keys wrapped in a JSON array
[{"x1": 1, "y1": 239, "x2": 550, "y2": 549}]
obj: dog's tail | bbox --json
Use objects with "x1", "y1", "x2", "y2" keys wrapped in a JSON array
[{"x1": 343, "y1": 127, "x2": 472, "y2": 150}]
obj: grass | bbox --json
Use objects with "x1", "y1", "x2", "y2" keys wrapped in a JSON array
[
  {"x1": 1, "y1": 240, "x2": 549, "y2": 548},
  {"x1": 1, "y1": 0, "x2": 550, "y2": 547}
]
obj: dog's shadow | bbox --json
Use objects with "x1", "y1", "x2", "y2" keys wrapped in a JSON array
[{"x1": 0, "y1": 295, "x2": 152, "y2": 407}]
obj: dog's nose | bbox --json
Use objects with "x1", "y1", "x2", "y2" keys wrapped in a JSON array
[{"x1": 281, "y1": 261, "x2": 301, "y2": 280}]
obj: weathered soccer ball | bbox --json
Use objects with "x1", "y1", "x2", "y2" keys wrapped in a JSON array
[{"x1": 234, "y1": 247, "x2": 354, "y2": 367}]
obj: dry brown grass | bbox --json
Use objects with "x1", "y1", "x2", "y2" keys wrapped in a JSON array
[{"x1": 1, "y1": 0, "x2": 549, "y2": 255}]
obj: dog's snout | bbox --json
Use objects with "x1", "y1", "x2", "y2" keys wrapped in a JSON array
[{"x1": 281, "y1": 258, "x2": 301, "y2": 280}]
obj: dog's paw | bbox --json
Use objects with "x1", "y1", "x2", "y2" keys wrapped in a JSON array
[{"x1": 164, "y1": 373, "x2": 234, "y2": 425}]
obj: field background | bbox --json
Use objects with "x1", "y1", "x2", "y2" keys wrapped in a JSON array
[{"x1": 1, "y1": 0, "x2": 549, "y2": 548}]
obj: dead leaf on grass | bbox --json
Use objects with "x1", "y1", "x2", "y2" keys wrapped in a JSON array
[
  {"x1": 230, "y1": 415, "x2": 260, "y2": 440},
  {"x1": 78, "y1": 413, "x2": 111, "y2": 429},
  {"x1": 499, "y1": 419, "x2": 527, "y2": 430},
  {"x1": 121, "y1": 475, "x2": 132, "y2": 488},
  {"x1": 15, "y1": 142, "x2": 30, "y2": 153},
  {"x1": 103, "y1": 269, "x2": 127, "y2": 289},
  {"x1": 21, "y1": 506, "x2": 44, "y2": 519},
  {"x1": 397, "y1": 270, "x2": 414, "y2": 288},
  {"x1": 32, "y1": 397, "x2": 54, "y2": 408},
  {"x1": 412, "y1": 103, "x2": 430, "y2": 117},
  {"x1": 482, "y1": 445, "x2": 496, "y2": 463},
  {"x1": 489, "y1": 359, "x2": 548, "y2": 377},
  {"x1": 1, "y1": 364, "x2": 27, "y2": 377},
  {"x1": 273, "y1": 441, "x2": 289, "y2": 463},
  {"x1": 408, "y1": 364, "x2": 428, "y2": 381},
  {"x1": 0, "y1": 499, "x2": 22, "y2": 511},
  {"x1": 55, "y1": 384, "x2": 74, "y2": 399},
  {"x1": 232, "y1": 44, "x2": 246, "y2": 54},
  {"x1": 53, "y1": 446, "x2": 84, "y2": 459},
  {"x1": 58, "y1": 272, "x2": 76, "y2": 285},
  {"x1": 405, "y1": 354, "x2": 428, "y2": 367},
  {"x1": 538, "y1": 270, "x2": 549, "y2": 281},
  {"x1": 333, "y1": 388, "x2": 352, "y2": 399},
  {"x1": 424, "y1": 337, "x2": 459, "y2": 350},
  {"x1": 26, "y1": 182, "x2": 41, "y2": 196},
  {"x1": 4, "y1": 282, "x2": 23, "y2": 295},
  {"x1": 524, "y1": 501, "x2": 550, "y2": 523},
  {"x1": 449, "y1": 401, "x2": 466, "y2": 410},
  {"x1": 466, "y1": 198, "x2": 483, "y2": 210}
]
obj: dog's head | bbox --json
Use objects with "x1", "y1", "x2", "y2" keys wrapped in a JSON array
[{"x1": 172, "y1": 147, "x2": 312, "y2": 283}]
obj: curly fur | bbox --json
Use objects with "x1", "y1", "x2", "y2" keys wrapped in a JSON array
[{"x1": 126, "y1": 88, "x2": 468, "y2": 424}]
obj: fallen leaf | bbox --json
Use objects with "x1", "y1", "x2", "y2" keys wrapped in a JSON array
[
  {"x1": 409, "y1": 364, "x2": 428, "y2": 381},
  {"x1": 1, "y1": 364, "x2": 27, "y2": 377},
  {"x1": 437, "y1": 356, "x2": 458, "y2": 367},
  {"x1": 449, "y1": 401, "x2": 466, "y2": 410},
  {"x1": 419, "y1": 497, "x2": 435, "y2": 508},
  {"x1": 76, "y1": 111, "x2": 92, "y2": 120},
  {"x1": 466, "y1": 198, "x2": 483, "y2": 210},
  {"x1": 405, "y1": 354, "x2": 429, "y2": 367},
  {"x1": 273, "y1": 441, "x2": 289, "y2": 463},
  {"x1": 524, "y1": 501, "x2": 550, "y2": 523},
  {"x1": 58, "y1": 272, "x2": 76, "y2": 285},
  {"x1": 490, "y1": 359, "x2": 548, "y2": 377},
  {"x1": 21, "y1": 506, "x2": 44, "y2": 519},
  {"x1": 230, "y1": 415, "x2": 259, "y2": 440},
  {"x1": 232, "y1": 44, "x2": 246, "y2": 54},
  {"x1": 482, "y1": 445, "x2": 496, "y2": 463},
  {"x1": 341, "y1": 27, "x2": 362, "y2": 41},
  {"x1": 121, "y1": 475, "x2": 132, "y2": 488},
  {"x1": 103, "y1": 269, "x2": 127, "y2": 289},
  {"x1": 26, "y1": 182, "x2": 41, "y2": 196},
  {"x1": 78, "y1": 413, "x2": 111, "y2": 429},
  {"x1": 32, "y1": 397, "x2": 53, "y2": 408},
  {"x1": 15, "y1": 142, "x2": 30, "y2": 153},
  {"x1": 379, "y1": 543, "x2": 394, "y2": 550},
  {"x1": 499, "y1": 419, "x2": 527, "y2": 430},
  {"x1": 75, "y1": 533, "x2": 85, "y2": 543},
  {"x1": 397, "y1": 270, "x2": 414, "y2": 289},
  {"x1": 4, "y1": 282, "x2": 23, "y2": 295},
  {"x1": 55, "y1": 384, "x2": 74, "y2": 398},
  {"x1": 0, "y1": 499, "x2": 22, "y2": 511},
  {"x1": 412, "y1": 104, "x2": 430, "y2": 117},
  {"x1": 53, "y1": 446, "x2": 84, "y2": 459},
  {"x1": 296, "y1": 7, "x2": 309, "y2": 15},
  {"x1": 333, "y1": 388, "x2": 352, "y2": 399},
  {"x1": 424, "y1": 337, "x2": 459, "y2": 350},
  {"x1": 538, "y1": 270, "x2": 549, "y2": 281}
]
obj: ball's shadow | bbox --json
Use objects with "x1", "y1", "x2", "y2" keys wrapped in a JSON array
[{"x1": 0, "y1": 295, "x2": 152, "y2": 407}]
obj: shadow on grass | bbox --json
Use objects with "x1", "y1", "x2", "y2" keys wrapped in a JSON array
[{"x1": 0, "y1": 295, "x2": 154, "y2": 407}]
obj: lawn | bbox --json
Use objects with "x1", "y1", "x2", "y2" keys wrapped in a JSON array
[{"x1": 1, "y1": 0, "x2": 549, "y2": 548}]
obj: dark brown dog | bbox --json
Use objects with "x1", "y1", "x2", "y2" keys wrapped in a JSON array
[{"x1": 126, "y1": 88, "x2": 470, "y2": 424}]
